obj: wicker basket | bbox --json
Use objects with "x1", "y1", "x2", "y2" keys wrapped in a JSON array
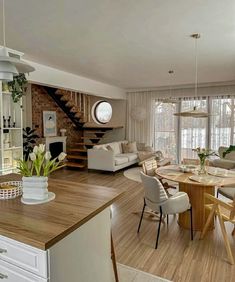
[{"x1": 0, "y1": 181, "x2": 23, "y2": 200}]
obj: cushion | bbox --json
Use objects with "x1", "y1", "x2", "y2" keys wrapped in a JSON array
[
  {"x1": 116, "y1": 153, "x2": 138, "y2": 162},
  {"x1": 106, "y1": 145, "x2": 114, "y2": 152},
  {"x1": 114, "y1": 156, "x2": 129, "y2": 165},
  {"x1": 211, "y1": 159, "x2": 235, "y2": 170},
  {"x1": 225, "y1": 151, "x2": 235, "y2": 161},
  {"x1": 138, "y1": 151, "x2": 155, "y2": 162},
  {"x1": 108, "y1": 142, "x2": 121, "y2": 155},
  {"x1": 218, "y1": 187, "x2": 235, "y2": 200},
  {"x1": 122, "y1": 141, "x2": 138, "y2": 153}
]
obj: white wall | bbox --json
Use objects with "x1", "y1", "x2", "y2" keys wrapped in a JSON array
[{"x1": 26, "y1": 60, "x2": 126, "y2": 100}]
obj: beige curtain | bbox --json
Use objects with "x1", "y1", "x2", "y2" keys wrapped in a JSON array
[{"x1": 126, "y1": 92, "x2": 154, "y2": 146}]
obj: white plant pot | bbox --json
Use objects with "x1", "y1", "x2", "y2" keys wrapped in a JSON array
[{"x1": 22, "y1": 176, "x2": 49, "y2": 201}]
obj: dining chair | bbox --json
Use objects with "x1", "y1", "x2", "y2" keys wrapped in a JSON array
[
  {"x1": 200, "y1": 193, "x2": 235, "y2": 264},
  {"x1": 142, "y1": 158, "x2": 177, "y2": 192},
  {"x1": 137, "y1": 171, "x2": 193, "y2": 249}
]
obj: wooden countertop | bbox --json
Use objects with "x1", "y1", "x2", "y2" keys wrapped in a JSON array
[{"x1": 0, "y1": 174, "x2": 123, "y2": 250}]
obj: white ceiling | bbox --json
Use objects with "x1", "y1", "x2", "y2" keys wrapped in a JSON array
[{"x1": 2, "y1": 0, "x2": 235, "y2": 89}]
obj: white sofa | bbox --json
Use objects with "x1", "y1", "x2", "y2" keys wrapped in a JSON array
[{"x1": 88, "y1": 141, "x2": 139, "y2": 172}]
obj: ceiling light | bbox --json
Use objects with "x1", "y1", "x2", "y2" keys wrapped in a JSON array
[
  {"x1": 0, "y1": 0, "x2": 35, "y2": 81},
  {"x1": 174, "y1": 34, "x2": 209, "y2": 118}
]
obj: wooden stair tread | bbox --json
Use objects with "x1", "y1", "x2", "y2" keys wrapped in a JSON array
[
  {"x1": 66, "y1": 162, "x2": 86, "y2": 168},
  {"x1": 81, "y1": 137, "x2": 101, "y2": 140},
  {"x1": 83, "y1": 131, "x2": 106, "y2": 134},
  {"x1": 68, "y1": 148, "x2": 89, "y2": 152},
  {"x1": 67, "y1": 155, "x2": 87, "y2": 160},
  {"x1": 67, "y1": 148, "x2": 87, "y2": 153},
  {"x1": 75, "y1": 143, "x2": 95, "y2": 146}
]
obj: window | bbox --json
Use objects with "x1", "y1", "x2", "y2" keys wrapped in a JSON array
[
  {"x1": 154, "y1": 102, "x2": 178, "y2": 162},
  {"x1": 154, "y1": 96, "x2": 235, "y2": 162},
  {"x1": 93, "y1": 101, "x2": 112, "y2": 124}
]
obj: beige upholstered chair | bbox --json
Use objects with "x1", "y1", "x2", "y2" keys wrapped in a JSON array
[
  {"x1": 201, "y1": 193, "x2": 235, "y2": 264},
  {"x1": 137, "y1": 172, "x2": 193, "y2": 249}
]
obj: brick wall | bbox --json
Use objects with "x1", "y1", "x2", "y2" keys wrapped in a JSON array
[{"x1": 31, "y1": 84, "x2": 82, "y2": 147}]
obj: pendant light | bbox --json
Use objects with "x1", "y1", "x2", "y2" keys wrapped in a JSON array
[
  {"x1": 0, "y1": 0, "x2": 35, "y2": 81},
  {"x1": 162, "y1": 70, "x2": 178, "y2": 104},
  {"x1": 174, "y1": 33, "x2": 209, "y2": 118}
]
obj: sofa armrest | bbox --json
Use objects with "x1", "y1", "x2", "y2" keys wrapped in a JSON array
[{"x1": 88, "y1": 149, "x2": 115, "y2": 171}]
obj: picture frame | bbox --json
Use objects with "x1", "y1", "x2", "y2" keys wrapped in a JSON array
[{"x1": 43, "y1": 111, "x2": 57, "y2": 137}]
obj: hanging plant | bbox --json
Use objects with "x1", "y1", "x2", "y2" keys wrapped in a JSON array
[{"x1": 8, "y1": 74, "x2": 28, "y2": 103}]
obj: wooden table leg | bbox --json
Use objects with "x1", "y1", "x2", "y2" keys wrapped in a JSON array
[{"x1": 178, "y1": 183, "x2": 214, "y2": 231}]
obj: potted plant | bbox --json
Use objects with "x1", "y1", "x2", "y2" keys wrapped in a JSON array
[
  {"x1": 17, "y1": 144, "x2": 66, "y2": 201},
  {"x1": 8, "y1": 74, "x2": 27, "y2": 103},
  {"x1": 192, "y1": 147, "x2": 217, "y2": 174},
  {"x1": 23, "y1": 127, "x2": 39, "y2": 160}
]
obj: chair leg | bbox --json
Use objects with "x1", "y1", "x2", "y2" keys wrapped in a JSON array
[
  {"x1": 190, "y1": 207, "x2": 193, "y2": 240},
  {"x1": 167, "y1": 214, "x2": 169, "y2": 225},
  {"x1": 137, "y1": 200, "x2": 146, "y2": 233},
  {"x1": 217, "y1": 207, "x2": 235, "y2": 265},
  {"x1": 155, "y1": 207, "x2": 163, "y2": 249},
  {"x1": 232, "y1": 226, "x2": 235, "y2": 237},
  {"x1": 216, "y1": 190, "x2": 219, "y2": 198},
  {"x1": 200, "y1": 205, "x2": 216, "y2": 239}
]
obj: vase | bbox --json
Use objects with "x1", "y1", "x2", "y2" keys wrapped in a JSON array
[
  {"x1": 198, "y1": 158, "x2": 207, "y2": 175},
  {"x1": 22, "y1": 176, "x2": 49, "y2": 200}
]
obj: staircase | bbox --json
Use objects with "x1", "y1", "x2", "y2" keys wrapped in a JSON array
[{"x1": 44, "y1": 86, "x2": 123, "y2": 169}]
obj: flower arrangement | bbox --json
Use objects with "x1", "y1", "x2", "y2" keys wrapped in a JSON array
[
  {"x1": 192, "y1": 147, "x2": 217, "y2": 174},
  {"x1": 17, "y1": 144, "x2": 67, "y2": 177}
]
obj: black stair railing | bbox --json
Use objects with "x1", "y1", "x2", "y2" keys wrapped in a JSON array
[{"x1": 43, "y1": 86, "x2": 84, "y2": 129}]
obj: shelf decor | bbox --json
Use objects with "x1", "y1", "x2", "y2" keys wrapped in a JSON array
[
  {"x1": 43, "y1": 111, "x2": 57, "y2": 137},
  {"x1": 17, "y1": 144, "x2": 66, "y2": 204}
]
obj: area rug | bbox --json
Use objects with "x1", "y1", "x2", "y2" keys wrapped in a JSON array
[
  {"x1": 123, "y1": 167, "x2": 142, "y2": 182},
  {"x1": 118, "y1": 263, "x2": 172, "y2": 282}
]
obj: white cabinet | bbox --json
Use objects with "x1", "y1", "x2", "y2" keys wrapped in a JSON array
[
  {"x1": 0, "y1": 82, "x2": 23, "y2": 174},
  {"x1": 0, "y1": 260, "x2": 47, "y2": 282},
  {"x1": 0, "y1": 208, "x2": 114, "y2": 282}
]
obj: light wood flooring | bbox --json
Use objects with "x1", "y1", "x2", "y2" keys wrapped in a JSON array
[{"x1": 52, "y1": 168, "x2": 235, "y2": 282}]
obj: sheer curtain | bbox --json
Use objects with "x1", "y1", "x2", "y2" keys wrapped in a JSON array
[
  {"x1": 154, "y1": 101, "x2": 178, "y2": 162},
  {"x1": 209, "y1": 96, "x2": 234, "y2": 150},
  {"x1": 180, "y1": 97, "x2": 208, "y2": 160},
  {"x1": 126, "y1": 92, "x2": 154, "y2": 146}
]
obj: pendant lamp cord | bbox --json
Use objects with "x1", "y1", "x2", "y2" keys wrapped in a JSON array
[
  {"x1": 194, "y1": 36, "x2": 198, "y2": 99},
  {"x1": 2, "y1": 0, "x2": 6, "y2": 46}
]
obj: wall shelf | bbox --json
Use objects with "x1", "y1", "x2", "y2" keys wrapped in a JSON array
[{"x1": 0, "y1": 83, "x2": 23, "y2": 174}]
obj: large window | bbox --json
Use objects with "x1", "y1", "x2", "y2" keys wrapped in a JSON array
[
  {"x1": 154, "y1": 102, "x2": 178, "y2": 162},
  {"x1": 154, "y1": 96, "x2": 235, "y2": 162}
]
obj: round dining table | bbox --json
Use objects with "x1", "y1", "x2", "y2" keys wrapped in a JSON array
[{"x1": 155, "y1": 165, "x2": 235, "y2": 231}]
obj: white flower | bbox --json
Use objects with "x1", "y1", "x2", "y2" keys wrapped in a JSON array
[
  {"x1": 58, "y1": 152, "x2": 67, "y2": 161},
  {"x1": 38, "y1": 144, "x2": 45, "y2": 153},
  {"x1": 45, "y1": 151, "x2": 51, "y2": 161},
  {"x1": 33, "y1": 145, "x2": 39, "y2": 154},
  {"x1": 29, "y1": 152, "x2": 36, "y2": 161}
]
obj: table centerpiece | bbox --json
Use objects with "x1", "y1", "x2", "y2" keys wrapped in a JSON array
[
  {"x1": 192, "y1": 147, "x2": 217, "y2": 175},
  {"x1": 17, "y1": 144, "x2": 66, "y2": 204}
]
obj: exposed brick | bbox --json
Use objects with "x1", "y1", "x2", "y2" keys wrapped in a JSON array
[{"x1": 31, "y1": 84, "x2": 82, "y2": 148}]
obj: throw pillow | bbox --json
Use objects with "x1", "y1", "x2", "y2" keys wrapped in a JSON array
[
  {"x1": 106, "y1": 145, "x2": 114, "y2": 152},
  {"x1": 122, "y1": 141, "x2": 138, "y2": 153}
]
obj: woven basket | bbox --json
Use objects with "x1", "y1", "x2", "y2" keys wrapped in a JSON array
[{"x1": 0, "y1": 181, "x2": 23, "y2": 200}]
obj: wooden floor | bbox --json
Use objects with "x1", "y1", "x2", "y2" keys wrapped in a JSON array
[{"x1": 52, "y1": 168, "x2": 235, "y2": 282}]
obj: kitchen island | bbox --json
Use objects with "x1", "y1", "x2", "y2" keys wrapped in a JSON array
[{"x1": 0, "y1": 174, "x2": 123, "y2": 282}]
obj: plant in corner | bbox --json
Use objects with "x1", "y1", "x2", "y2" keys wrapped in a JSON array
[
  {"x1": 17, "y1": 144, "x2": 67, "y2": 201},
  {"x1": 23, "y1": 127, "x2": 40, "y2": 160},
  {"x1": 8, "y1": 73, "x2": 28, "y2": 103}
]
